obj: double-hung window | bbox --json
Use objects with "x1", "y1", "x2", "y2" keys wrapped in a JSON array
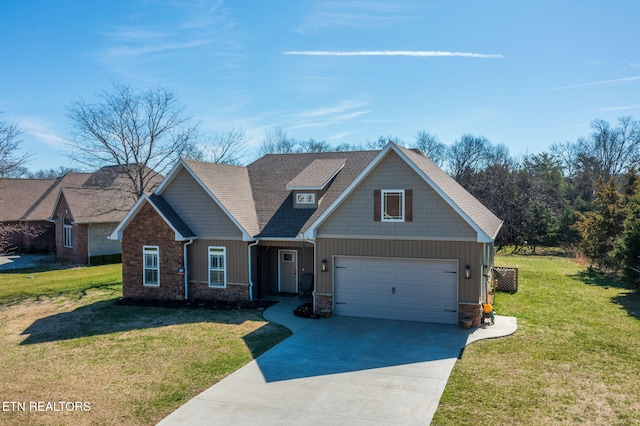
[
  {"x1": 382, "y1": 189, "x2": 405, "y2": 222},
  {"x1": 143, "y1": 246, "x2": 160, "y2": 286},
  {"x1": 208, "y1": 246, "x2": 226, "y2": 288},
  {"x1": 63, "y1": 216, "x2": 73, "y2": 248}
]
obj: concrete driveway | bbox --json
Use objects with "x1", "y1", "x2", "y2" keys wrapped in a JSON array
[
  {"x1": 0, "y1": 254, "x2": 52, "y2": 271},
  {"x1": 158, "y1": 297, "x2": 516, "y2": 425}
]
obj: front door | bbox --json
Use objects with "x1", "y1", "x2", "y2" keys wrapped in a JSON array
[{"x1": 278, "y1": 250, "x2": 298, "y2": 293}]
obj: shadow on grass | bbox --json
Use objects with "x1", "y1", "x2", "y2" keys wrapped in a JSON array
[
  {"x1": 571, "y1": 269, "x2": 640, "y2": 320},
  {"x1": 19, "y1": 298, "x2": 284, "y2": 359}
]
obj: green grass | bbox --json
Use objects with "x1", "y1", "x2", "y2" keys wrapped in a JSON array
[
  {"x1": 0, "y1": 264, "x2": 292, "y2": 425},
  {"x1": 433, "y1": 254, "x2": 640, "y2": 425},
  {"x1": 0, "y1": 263, "x2": 122, "y2": 304}
]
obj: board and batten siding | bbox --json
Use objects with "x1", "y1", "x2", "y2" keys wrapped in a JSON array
[
  {"x1": 161, "y1": 168, "x2": 243, "y2": 239},
  {"x1": 317, "y1": 150, "x2": 476, "y2": 240},
  {"x1": 188, "y1": 239, "x2": 248, "y2": 285},
  {"x1": 316, "y1": 238, "x2": 483, "y2": 303}
]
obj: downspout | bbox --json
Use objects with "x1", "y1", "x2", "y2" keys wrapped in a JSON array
[
  {"x1": 305, "y1": 238, "x2": 317, "y2": 314},
  {"x1": 248, "y1": 240, "x2": 259, "y2": 301},
  {"x1": 183, "y1": 239, "x2": 194, "y2": 300}
]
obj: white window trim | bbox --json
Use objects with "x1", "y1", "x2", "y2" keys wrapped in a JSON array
[
  {"x1": 63, "y1": 224, "x2": 73, "y2": 248},
  {"x1": 296, "y1": 192, "x2": 316, "y2": 205},
  {"x1": 143, "y1": 245, "x2": 160, "y2": 287},
  {"x1": 381, "y1": 189, "x2": 405, "y2": 222},
  {"x1": 208, "y1": 246, "x2": 227, "y2": 288}
]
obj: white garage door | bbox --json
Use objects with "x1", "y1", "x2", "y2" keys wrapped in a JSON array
[{"x1": 334, "y1": 256, "x2": 458, "y2": 324}]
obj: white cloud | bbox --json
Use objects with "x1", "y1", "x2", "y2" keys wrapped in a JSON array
[
  {"x1": 547, "y1": 76, "x2": 640, "y2": 91},
  {"x1": 596, "y1": 105, "x2": 640, "y2": 112},
  {"x1": 296, "y1": 0, "x2": 415, "y2": 33},
  {"x1": 17, "y1": 116, "x2": 66, "y2": 148},
  {"x1": 285, "y1": 50, "x2": 504, "y2": 59}
]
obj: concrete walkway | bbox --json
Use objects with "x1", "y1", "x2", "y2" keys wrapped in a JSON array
[{"x1": 158, "y1": 297, "x2": 517, "y2": 425}]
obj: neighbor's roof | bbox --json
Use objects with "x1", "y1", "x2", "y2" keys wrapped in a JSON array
[
  {"x1": 0, "y1": 173, "x2": 90, "y2": 222},
  {"x1": 51, "y1": 165, "x2": 164, "y2": 224},
  {"x1": 57, "y1": 186, "x2": 137, "y2": 223}
]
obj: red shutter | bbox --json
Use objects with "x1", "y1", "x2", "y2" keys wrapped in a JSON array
[
  {"x1": 374, "y1": 190, "x2": 381, "y2": 221},
  {"x1": 405, "y1": 189, "x2": 412, "y2": 222}
]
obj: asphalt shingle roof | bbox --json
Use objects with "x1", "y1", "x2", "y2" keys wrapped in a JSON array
[
  {"x1": 247, "y1": 150, "x2": 378, "y2": 238},
  {"x1": 148, "y1": 194, "x2": 195, "y2": 239}
]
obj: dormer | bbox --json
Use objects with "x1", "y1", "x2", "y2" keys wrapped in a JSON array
[{"x1": 286, "y1": 159, "x2": 346, "y2": 209}]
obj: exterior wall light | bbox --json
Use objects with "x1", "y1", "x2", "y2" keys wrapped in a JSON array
[
  {"x1": 464, "y1": 265, "x2": 471, "y2": 279},
  {"x1": 321, "y1": 259, "x2": 328, "y2": 272}
]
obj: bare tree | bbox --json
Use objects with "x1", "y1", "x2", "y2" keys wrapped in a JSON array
[
  {"x1": 67, "y1": 83, "x2": 198, "y2": 199},
  {"x1": 297, "y1": 138, "x2": 331, "y2": 153},
  {"x1": 579, "y1": 117, "x2": 640, "y2": 181},
  {"x1": 194, "y1": 126, "x2": 247, "y2": 164},
  {"x1": 413, "y1": 130, "x2": 446, "y2": 166},
  {"x1": 258, "y1": 126, "x2": 296, "y2": 155},
  {"x1": 446, "y1": 134, "x2": 493, "y2": 181},
  {"x1": 0, "y1": 113, "x2": 34, "y2": 253},
  {"x1": 0, "y1": 113, "x2": 29, "y2": 178}
]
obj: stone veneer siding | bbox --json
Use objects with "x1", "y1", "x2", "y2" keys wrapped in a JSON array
[
  {"x1": 458, "y1": 303, "x2": 482, "y2": 326},
  {"x1": 122, "y1": 202, "x2": 185, "y2": 300},
  {"x1": 314, "y1": 294, "x2": 333, "y2": 316},
  {"x1": 189, "y1": 282, "x2": 250, "y2": 302}
]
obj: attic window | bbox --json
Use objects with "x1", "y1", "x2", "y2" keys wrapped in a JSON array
[
  {"x1": 382, "y1": 190, "x2": 404, "y2": 222},
  {"x1": 296, "y1": 193, "x2": 316, "y2": 205}
]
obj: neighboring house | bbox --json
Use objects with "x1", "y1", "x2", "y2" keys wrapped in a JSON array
[
  {"x1": 0, "y1": 174, "x2": 89, "y2": 253},
  {"x1": 111, "y1": 143, "x2": 503, "y2": 325},
  {"x1": 50, "y1": 165, "x2": 163, "y2": 264}
]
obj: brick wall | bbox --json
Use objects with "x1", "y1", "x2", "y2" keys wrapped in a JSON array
[
  {"x1": 122, "y1": 202, "x2": 185, "y2": 300},
  {"x1": 53, "y1": 196, "x2": 89, "y2": 264}
]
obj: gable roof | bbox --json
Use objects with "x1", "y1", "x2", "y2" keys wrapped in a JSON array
[
  {"x1": 154, "y1": 159, "x2": 259, "y2": 240},
  {"x1": 302, "y1": 143, "x2": 503, "y2": 242},
  {"x1": 247, "y1": 150, "x2": 378, "y2": 238},
  {"x1": 50, "y1": 166, "x2": 163, "y2": 224},
  {"x1": 0, "y1": 173, "x2": 90, "y2": 222},
  {"x1": 109, "y1": 193, "x2": 195, "y2": 241},
  {"x1": 112, "y1": 143, "x2": 502, "y2": 243}
]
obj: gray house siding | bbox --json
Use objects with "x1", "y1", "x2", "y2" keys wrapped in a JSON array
[
  {"x1": 162, "y1": 169, "x2": 243, "y2": 239},
  {"x1": 315, "y1": 238, "x2": 483, "y2": 303},
  {"x1": 188, "y1": 239, "x2": 248, "y2": 285},
  {"x1": 317, "y1": 150, "x2": 476, "y2": 240},
  {"x1": 88, "y1": 223, "x2": 121, "y2": 257}
]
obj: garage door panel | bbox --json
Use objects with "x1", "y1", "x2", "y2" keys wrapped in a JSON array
[{"x1": 334, "y1": 256, "x2": 458, "y2": 324}]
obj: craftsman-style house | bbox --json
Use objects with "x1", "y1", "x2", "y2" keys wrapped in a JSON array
[{"x1": 110, "y1": 142, "x2": 502, "y2": 325}]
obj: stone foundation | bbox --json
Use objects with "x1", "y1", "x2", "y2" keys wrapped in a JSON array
[
  {"x1": 189, "y1": 282, "x2": 250, "y2": 302},
  {"x1": 314, "y1": 294, "x2": 333, "y2": 316},
  {"x1": 458, "y1": 303, "x2": 482, "y2": 326}
]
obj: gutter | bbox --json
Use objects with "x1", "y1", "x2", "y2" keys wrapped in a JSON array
[
  {"x1": 248, "y1": 240, "x2": 259, "y2": 300},
  {"x1": 183, "y1": 239, "x2": 194, "y2": 300}
]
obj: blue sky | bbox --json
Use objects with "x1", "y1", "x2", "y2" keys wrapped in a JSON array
[{"x1": 1, "y1": 0, "x2": 639, "y2": 171}]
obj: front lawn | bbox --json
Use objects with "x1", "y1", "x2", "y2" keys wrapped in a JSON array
[
  {"x1": 433, "y1": 254, "x2": 640, "y2": 425},
  {"x1": 0, "y1": 264, "x2": 291, "y2": 425}
]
